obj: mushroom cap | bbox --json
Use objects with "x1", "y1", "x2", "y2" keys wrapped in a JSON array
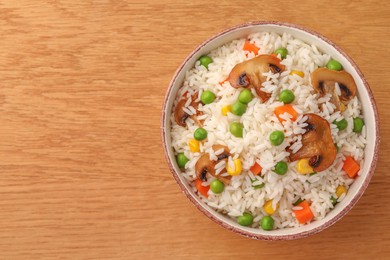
[
  {"x1": 173, "y1": 93, "x2": 203, "y2": 127},
  {"x1": 289, "y1": 113, "x2": 337, "y2": 172},
  {"x1": 195, "y1": 145, "x2": 231, "y2": 184},
  {"x1": 228, "y1": 55, "x2": 285, "y2": 102},
  {"x1": 311, "y1": 68, "x2": 357, "y2": 102}
]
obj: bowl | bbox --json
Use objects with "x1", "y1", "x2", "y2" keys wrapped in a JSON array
[{"x1": 161, "y1": 21, "x2": 379, "y2": 240}]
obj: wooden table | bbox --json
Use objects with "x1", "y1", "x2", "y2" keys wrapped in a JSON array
[{"x1": 0, "y1": 0, "x2": 388, "y2": 259}]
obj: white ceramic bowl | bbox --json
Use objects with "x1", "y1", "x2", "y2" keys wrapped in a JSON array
[{"x1": 161, "y1": 21, "x2": 379, "y2": 240}]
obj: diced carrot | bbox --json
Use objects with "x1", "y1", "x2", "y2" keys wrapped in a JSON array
[
  {"x1": 293, "y1": 200, "x2": 314, "y2": 224},
  {"x1": 243, "y1": 40, "x2": 260, "y2": 55},
  {"x1": 274, "y1": 104, "x2": 298, "y2": 123},
  {"x1": 342, "y1": 156, "x2": 360, "y2": 178},
  {"x1": 250, "y1": 162, "x2": 263, "y2": 176},
  {"x1": 195, "y1": 179, "x2": 210, "y2": 198}
]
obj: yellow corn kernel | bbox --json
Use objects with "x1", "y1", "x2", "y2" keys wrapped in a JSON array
[
  {"x1": 336, "y1": 185, "x2": 348, "y2": 198},
  {"x1": 263, "y1": 200, "x2": 279, "y2": 215},
  {"x1": 188, "y1": 139, "x2": 200, "y2": 152},
  {"x1": 296, "y1": 158, "x2": 314, "y2": 174},
  {"x1": 227, "y1": 159, "x2": 242, "y2": 176},
  {"x1": 221, "y1": 105, "x2": 232, "y2": 116},
  {"x1": 340, "y1": 103, "x2": 346, "y2": 112},
  {"x1": 290, "y1": 70, "x2": 305, "y2": 78}
]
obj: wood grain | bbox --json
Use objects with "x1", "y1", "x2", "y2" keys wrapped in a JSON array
[{"x1": 0, "y1": 0, "x2": 388, "y2": 259}]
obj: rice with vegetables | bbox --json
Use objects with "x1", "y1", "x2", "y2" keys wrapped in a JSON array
[{"x1": 170, "y1": 32, "x2": 366, "y2": 230}]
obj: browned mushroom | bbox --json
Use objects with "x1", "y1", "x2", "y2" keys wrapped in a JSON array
[
  {"x1": 174, "y1": 93, "x2": 203, "y2": 127},
  {"x1": 227, "y1": 54, "x2": 286, "y2": 102},
  {"x1": 311, "y1": 68, "x2": 357, "y2": 111},
  {"x1": 195, "y1": 145, "x2": 231, "y2": 184},
  {"x1": 289, "y1": 113, "x2": 337, "y2": 172}
]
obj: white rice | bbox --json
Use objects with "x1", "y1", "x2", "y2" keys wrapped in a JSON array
[{"x1": 170, "y1": 32, "x2": 365, "y2": 229}]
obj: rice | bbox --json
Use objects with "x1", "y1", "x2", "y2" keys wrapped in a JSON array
[{"x1": 170, "y1": 31, "x2": 365, "y2": 229}]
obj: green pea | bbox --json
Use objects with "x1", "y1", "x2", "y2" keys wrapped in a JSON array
[
  {"x1": 230, "y1": 122, "x2": 244, "y2": 138},
  {"x1": 176, "y1": 153, "x2": 189, "y2": 168},
  {"x1": 326, "y1": 59, "x2": 343, "y2": 71},
  {"x1": 237, "y1": 212, "x2": 253, "y2": 227},
  {"x1": 309, "y1": 172, "x2": 318, "y2": 176},
  {"x1": 194, "y1": 127, "x2": 207, "y2": 140},
  {"x1": 210, "y1": 179, "x2": 224, "y2": 194},
  {"x1": 330, "y1": 196, "x2": 338, "y2": 206},
  {"x1": 238, "y1": 89, "x2": 253, "y2": 104},
  {"x1": 251, "y1": 179, "x2": 265, "y2": 189},
  {"x1": 333, "y1": 118, "x2": 348, "y2": 130},
  {"x1": 231, "y1": 101, "x2": 247, "y2": 116},
  {"x1": 199, "y1": 55, "x2": 213, "y2": 69},
  {"x1": 353, "y1": 117, "x2": 364, "y2": 133},
  {"x1": 279, "y1": 89, "x2": 295, "y2": 104},
  {"x1": 293, "y1": 198, "x2": 303, "y2": 206},
  {"x1": 269, "y1": 130, "x2": 284, "y2": 146},
  {"x1": 260, "y1": 216, "x2": 274, "y2": 231},
  {"x1": 200, "y1": 90, "x2": 215, "y2": 104},
  {"x1": 274, "y1": 47, "x2": 288, "y2": 59},
  {"x1": 273, "y1": 161, "x2": 288, "y2": 175}
]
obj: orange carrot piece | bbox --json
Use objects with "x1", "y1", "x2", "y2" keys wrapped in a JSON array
[
  {"x1": 342, "y1": 156, "x2": 360, "y2": 178},
  {"x1": 274, "y1": 104, "x2": 298, "y2": 123},
  {"x1": 243, "y1": 40, "x2": 260, "y2": 55},
  {"x1": 250, "y1": 162, "x2": 263, "y2": 176},
  {"x1": 195, "y1": 179, "x2": 210, "y2": 198},
  {"x1": 293, "y1": 200, "x2": 314, "y2": 224}
]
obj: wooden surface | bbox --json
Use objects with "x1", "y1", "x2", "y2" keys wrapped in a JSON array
[{"x1": 0, "y1": 0, "x2": 389, "y2": 259}]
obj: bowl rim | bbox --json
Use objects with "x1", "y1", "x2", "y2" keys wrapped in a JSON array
[{"x1": 161, "y1": 21, "x2": 380, "y2": 240}]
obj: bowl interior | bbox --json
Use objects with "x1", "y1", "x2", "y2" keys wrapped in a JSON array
[{"x1": 162, "y1": 22, "x2": 379, "y2": 239}]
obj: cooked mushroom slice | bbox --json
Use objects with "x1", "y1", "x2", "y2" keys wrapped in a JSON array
[
  {"x1": 173, "y1": 93, "x2": 203, "y2": 127},
  {"x1": 228, "y1": 55, "x2": 285, "y2": 102},
  {"x1": 289, "y1": 113, "x2": 337, "y2": 172},
  {"x1": 195, "y1": 145, "x2": 231, "y2": 184},
  {"x1": 311, "y1": 68, "x2": 357, "y2": 110}
]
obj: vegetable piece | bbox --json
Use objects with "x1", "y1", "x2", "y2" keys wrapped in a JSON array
[
  {"x1": 231, "y1": 101, "x2": 247, "y2": 116},
  {"x1": 210, "y1": 179, "x2": 225, "y2": 194},
  {"x1": 336, "y1": 185, "x2": 348, "y2": 198},
  {"x1": 228, "y1": 55, "x2": 285, "y2": 102},
  {"x1": 260, "y1": 216, "x2": 274, "y2": 230},
  {"x1": 340, "y1": 102, "x2": 346, "y2": 112},
  {"x1": 330, "y1": 196, "x2": 338, "y2": 206},
  {"x1": 195, "y1": 145, "x2": 232, "y2": 184},
  {"x1": 269, "y1": 130, "x2": 284, "y2": 146},
  {"x1": 194, "y1": 127, "x2": 207, "y2": 141},
  {"x1": 237, "y1": 212, "x2": 254, "y2": 226},
  {"x1": 290, "y1": 70, "x2": 304, "y2": 77},
  {"x1": 273, "y1": 161, "x2": 288, "y2": 175},
  {"x1": 195, "y1": 179, "x2": 210, "y2": 198},
  {"x1": 189, "y1": 139, "x2": 200, "y2": 152},
  {"x1": 251, "y1": 179, "x2": 265, "y2": 189},
  {"x1": 230, "y1": 122, "x2": 244, "y2": 138},
  {"x1": 293, "y1": 200, "x2": 314, "y2": 224},
  {"x1": 174, "y1": 93, "x2": 203, "y2": 127},
  {"x1": 274, "y1": 104, "x2": 298, "y2": 123},
  {"x1": 293, "y1": 198, "x2": 303, "y2": 206},
  {"x1": 311, "y1": 68, "x2": 357, "y2": 111},
  {"x1": 176, "y1": 153, "x2": 189, "y2": 168},
  {"x1": 279, "y1": 89, "x2": 295, "y2": 104},
  {"x1": 227, "y1": 159, "x2": 242, "y2": 176},
  {"x1": 289, "y1": 114, "x2": 337, "y2": 172},
  {"x1": 200, "y1": 90, "x2": 216, "y2": 104},
  {"x1": 221, "y1": 105, "x2": 232, "y2": 116},
  {"x1": 199, "y1": 55, "x2": 213, "y2": 69},
  {"x1": 326, "y1": 59, "x2": 343, "y2": 71},
  {"x1": 353, "y1": 117, "x2": 364, "y2": 133},
  {"x1": 342, "y1": 156, "x2": 360, "y2": 178},
  {"x1": 263, "y1": 200, "x2": 279, "y2": 215},
  {"x1": 243, "y1": 40, "x2": 260, "y2": 55},
  {"x1": 250, "y1": 162, "x2": 262, "y2": 176},
  {"x1": 333, "y1": 118, "x2": 348, "y2": 131},
  {"x1": 238, "y1": 89, "x2": 253, "y2": 104},
  {"x1": 274, "y1": 47, "x2": 288, "y2": 59},
  {"x1": 296, "y1": 158, "x2": 314, "y2": 174},
  {"x1": 309, "y1": 172, "x2": 318, "y2": 176}
]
